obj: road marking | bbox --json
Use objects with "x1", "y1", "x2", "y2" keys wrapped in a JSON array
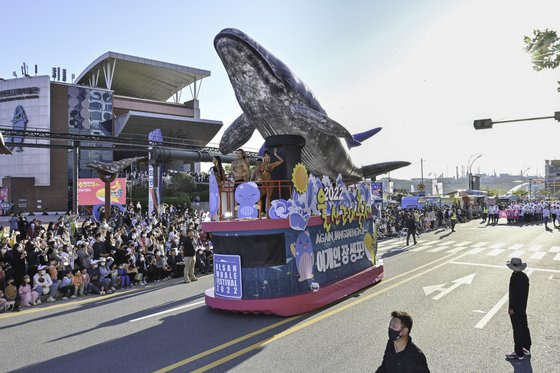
[
  {"x1": 157, "y1": 252, "x2": 467, "y2": 373},
  {"x1": 489, "y1": 243, "x2": 505, "y2": 249},
  {"x1": 129, "y1": 301, "x2": 205, "y2": 322},
  {"x1": 554, "y1": 253, "x2": 560, "y2": 261},
  {"x1": 423, "y1": 273, "x2": 476, "y2": 300},
  {"x1": 410, "y1": 245, "x2": 434, "y2": 252},
  {"x1": 528, "y1": 245, "x2": 542, "y2": 252},
  {"x1": 466, "y1": 247, "x2": 486, "y2": 255},
  {"x1": 449, "y1": 261, "x2": 560, "y2": 273},
  {"x1": 508, "y1": 250, "x2": 524, "y2": 258},
  {"x1": 530, "y1": 251, "x2": 546, "y2": 260},
  {"x1": 486, "y1": 248, "x2": 504, "y2": 256},
  {"x1": 446, "y1": 246, "x2": 468, "y2": 254},
  {"x1": 475, "y1": 269, "x2": 534, "y2": 329},
  {"x1": 454, "y1": 241, "x2": 471, "y2": 246},
  {"x1": 549, "y1": 246, "x2": 560, "y2": 253},
  {"x1": 440, "y1": 240, "x2": 456, "y2": 245},
  {"x1": 378, "y1": 238, "x2": 399, "y2": 245},
  {"x1": 419, "y1": 240, "x2": 438, "y2": 246},
  {"x1": 472, "y1": 310, "x2": 486, "y2": 314},
  {"x1": 427, "y1": 245, "x2": 449, "y2": 253},
  {"x1": 472, "y1": 242, "x2": 488, "y2": 247},
  {"x1": 507, "y1": 244, "x2": 524, "y2": 251}
]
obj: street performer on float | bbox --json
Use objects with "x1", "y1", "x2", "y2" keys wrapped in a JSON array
[{"x1": 259, "y1": 148, "x2": 284, "y2": 216}]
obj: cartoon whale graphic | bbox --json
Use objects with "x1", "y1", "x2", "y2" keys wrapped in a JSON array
[
  {"x1": 214, "y1": 28, "x2": 410, "y2": 181},
  {"x1": 290, "y1": 231, "x2": 314, "y2": 282}
]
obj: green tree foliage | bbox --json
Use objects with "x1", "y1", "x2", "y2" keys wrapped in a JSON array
[
  {"x1": 169, "y1": 172, "x2": 196, "y2": 192},
  {"x1": 524, "y1": 29, "x2": 560, "y2": 91},
  {"x1": 512, "y1": 189, "x2": 528, "y2": 197},
  {"x1": 481, "y1": 188, "x2": 502, "y2": 197}
]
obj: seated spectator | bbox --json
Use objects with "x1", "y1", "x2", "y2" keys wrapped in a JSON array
[
  {"x1": 72, "y1": 268, "x2": 84, "y2": 296},
  {"x1": 117, "y1": 264, "x2": 131, "y2": 289},
  {"x1": 59, "y1": 271, "x2": 75, "y2": 300},
  {"x1": 80, "y1": 268, "x2": 91, "y2": 294},
  {"x1": 33, "y1": 265, "x2": 58, "y2": 302},
  {"x1": 18, "y1": 274, "x2": 39, "y2": 306}
]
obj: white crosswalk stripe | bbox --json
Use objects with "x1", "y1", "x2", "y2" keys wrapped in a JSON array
[
  {"x1": 419, "y1": 240, "x2": 438, "y2": 246},
  {"x1": 507, "y1": 244, "x2": 524, "y2": 251},
  {"x1": 508, "y1": 250, "x2": 524, "y2": 258},
  {"x1": 530, "y1": 251, "x2": 546, "y2": 260},
  {"x1": 486, "y1": 248, "x2": 505, "y2": 256},
  {"x1": 489, "y1": 243, "x2": 505, "y2": 249},
  {"x1": 427, "y1": 245, "x2": 450, "y2": 253},
  {"x1": 454, "y1": 241, "x2": 471, "y2": 246},
  {"x1": 446, "y1": 246, "x2": 468, "y2": 254},
  {"x1": 472, "y1": 242, "x2": 488, "y2": 247},
  {"x1": 554, "y1": 253, "x2": 560, "y2": 261},
  {"x1": 467, "y1": 247, "x2": 486, "y2": 255},
  {"x1": 410, "y1": 245, "x2": 434, "y2": 252},
  {"x1": 528, "y1": 245, "x2": 542, "y2": 252},
  {"x1": 550, "y1": 246, "x2": 560, "y2": 253}
]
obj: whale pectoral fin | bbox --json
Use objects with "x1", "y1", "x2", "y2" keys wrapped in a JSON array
[
  {"x1": 290, "y1": 243, "x2": 296, "y2": 258},
  {"x1": 361, "y1": 161, "x2": 411, "y2": 178},
  {"x1": 290, "y1": 104, "x2": 352, "y2": 139},
  {"x1": 345, "y1": 137, "x2": 362, "y2": 148},
  {"x1": 219, "y1": 113, "x2": 255, "y2": 154}
]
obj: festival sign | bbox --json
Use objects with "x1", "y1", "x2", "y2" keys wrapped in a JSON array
[
  {"x1": 77, "y1": 178, "x2": 126, "y2": 206},
  {"x1": 371, "y1": 182, "x2": 383, "y2": 201},
  {"x1": 214, "y1": 254, "x2": 242, "y2": 299}
]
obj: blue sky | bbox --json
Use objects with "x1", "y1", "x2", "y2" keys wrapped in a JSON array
[{"x1": 2, "y1": 0, "x2": 560, "y2": 180}]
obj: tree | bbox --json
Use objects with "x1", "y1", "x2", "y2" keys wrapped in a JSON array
[
  {"x1": 524, "y1": 29, "x2": 560, "y2": 92},
  {"x1": 512, "y1": 189, "x2": 528, "y2": 198},
  {"x1": 169, "y1": 172, "x2": 196, "y2": 193}
]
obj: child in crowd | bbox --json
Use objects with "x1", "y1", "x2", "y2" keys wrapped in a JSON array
[
  {"x1": 18, "y1": 275, "x2": 40, "y2": 306},
  {"x1": 72, "y1": 269, "x2": 84, "y2": 296},
  {"x1": 0, "y1": 289, "x2": 7, "y2": 311},
  {"x1": 117, "y1": 264, "x2": 130, "y2": 289},
  {"x1": 81, "y1": 268, "x2": 91, "y2": 294},
  {"x1": 59, "y1": 271, "x2": 75, "y2": 300}
]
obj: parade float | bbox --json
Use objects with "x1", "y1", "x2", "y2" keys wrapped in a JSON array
[
  {"x1": 201, "y1": 28, "x2": 410, "y2": 316},
  {"x1": 202, "y1": 163, "x2": 383, "y2": 316}
]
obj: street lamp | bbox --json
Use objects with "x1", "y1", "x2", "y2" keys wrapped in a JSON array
[
  {"x1": 520, "y1": 166, "x2": 530, "y2": 177},
  {"x1": 467, "y1": 153, "x2": 483, "y2": 190},
  {"x1": 473, "y1": 112, "x2": 560, "y2": 130}
]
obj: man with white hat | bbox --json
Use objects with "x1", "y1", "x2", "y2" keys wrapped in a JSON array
[{"x1": 505, "y1": 257, "x2": 531, "y2": 360}]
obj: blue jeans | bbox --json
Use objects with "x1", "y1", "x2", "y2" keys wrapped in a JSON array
[{"x1": 35, "y1": 283, "x2": 58, "y2": 298}]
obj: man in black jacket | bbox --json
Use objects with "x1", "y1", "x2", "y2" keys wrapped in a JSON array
[
  {"x1": 505, "y1": 257, "x2": 531, "y2": 360},
  {"x1": 181, "y1": 230, "x2": 197, "y2": 283},
  {"x1": 405, "y1": 215, "x2": 417, "y2": 246},
  {"x1": 376, "y1": 310, "x2": 430, "y2": 372}
]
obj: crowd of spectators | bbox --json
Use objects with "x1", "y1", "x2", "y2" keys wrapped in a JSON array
[
  {"x1": 0, "y1": 204, "x2": 214, "y2": 312},
  {"x1": 376, "y1": 205, "x2": 469, "y2": 239}
]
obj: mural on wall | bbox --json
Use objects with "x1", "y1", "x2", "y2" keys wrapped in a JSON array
[
  {"x1": 68, "y1": 86, "x2": 114, "y2": 176},
  {"x1": 9, "y1": 105, "x2": 27, "y2": 152},
  {"x1": 68, "y1": 87, "x2": 112, "y2": 133}
]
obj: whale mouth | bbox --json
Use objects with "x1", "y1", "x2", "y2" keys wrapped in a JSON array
[{"x1": 214, "y1": 28, "x2": 281, "y2": 83}]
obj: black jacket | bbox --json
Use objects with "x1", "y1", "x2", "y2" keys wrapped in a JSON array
[
  {"x1": 405, "y1": 218, "x2": 417, "y2": 232},
  {"x1": 181, "y1": 236, "x2": 195, "y2": 257},
  {"x1": 508, "y1": 271, "x2": 529, "y2": 314},
  {"x1": 376, "y1": 337, "x2": 430, "y2": 373}
]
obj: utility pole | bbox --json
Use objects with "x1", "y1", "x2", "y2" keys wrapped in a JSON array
[{"x1": 421, "y1": 158, "x2": 424, "y2": 184}]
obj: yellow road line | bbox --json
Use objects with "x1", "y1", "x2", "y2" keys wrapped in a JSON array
[
  {"x1": 158, "y1": 252, "x2": 463, "y2": 372},
  {"x1": 153, "y1": 316, "x2": 301, "y2": 373}
]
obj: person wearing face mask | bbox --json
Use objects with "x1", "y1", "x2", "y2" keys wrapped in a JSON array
[{"x1": 376, "y1": 311, "x2": 430, "y2": 373}]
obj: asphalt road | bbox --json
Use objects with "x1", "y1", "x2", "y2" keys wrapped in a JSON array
[{"x1": 1, "y1": 219, "x2": 559, "y2": 372}]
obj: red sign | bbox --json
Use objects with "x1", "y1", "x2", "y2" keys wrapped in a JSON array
[{"x1": 78, "y1": 178, "x2": 127, "y2": 206}]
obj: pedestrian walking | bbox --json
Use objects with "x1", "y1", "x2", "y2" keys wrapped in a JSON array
[
  {"x1": 376, "y1": 310, "x2": 430, "y2": 373},
  {"x1": 450, "y1": 210, "x2": 457, "y2": 232},
  {"x1": 181, "y1": 229, "x2": 198, "y2": 283},
  {"x1": 505, "y1": 257, "x2": 531, "y2": 360}
]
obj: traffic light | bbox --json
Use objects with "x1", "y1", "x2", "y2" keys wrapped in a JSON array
[
  {"x1": 51, "y1": 67, "x2": 56, "y2": 79},
  {"x1": 554, "y1": 111, "x2": 560, "y2": 122},
  {"x1": 473, "y1": 119, "x2": 493, "y2": 130}
]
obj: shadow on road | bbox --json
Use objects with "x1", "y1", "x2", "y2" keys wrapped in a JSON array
[{"x1": 0, "y1": 280, "x2": 189, "y2": 332}]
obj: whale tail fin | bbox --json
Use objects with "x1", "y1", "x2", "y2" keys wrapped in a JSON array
[
  {"x1": 361, "y1": 161, "x2": 410, "y2": 179},
  {"x1": 346, "y1": 127, "x2": 382, "y2": 149}
]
